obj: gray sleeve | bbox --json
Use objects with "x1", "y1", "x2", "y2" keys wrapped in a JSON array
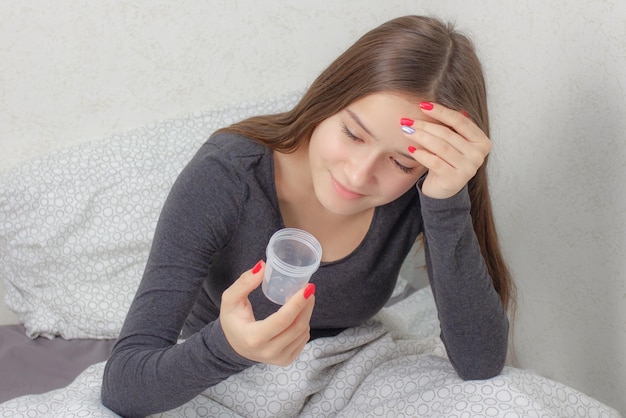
[
  {"x1": 418, "y1": 183, "x2": 509, "y2": 380},
  {"x1": 101, "y1": 144, "x2": 256, "y2": 417}
]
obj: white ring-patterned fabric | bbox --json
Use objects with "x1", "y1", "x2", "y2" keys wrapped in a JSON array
[
  {"x1": 0, "y1": 92, "x2": 302, "y2": 339},
  {"x1": 0, "y1": 288, "x2": 620, "y2": 417}
]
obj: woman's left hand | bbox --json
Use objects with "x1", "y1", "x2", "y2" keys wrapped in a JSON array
[{"x1": 403, "y1": 102, "x2": 491, "y2": 199}]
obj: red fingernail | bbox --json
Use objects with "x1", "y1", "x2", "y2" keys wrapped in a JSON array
[
  {"x1": 303, "y1": 283, "x2": 316, "y2": 299},
  {"x1": 252, "y1": 260, "x2": 263, "y2": 274},
  {"x1": 408, "y1": 145, "x2": 417, "y2": 154},
  {"x1": 400, "y1": 118, "x2": 414, "y2": 126},
  {"x1": 461, "y1": 110, "x2": 470, "y2": 118},
  {"x1": 420, "y1": 102, "x2": 434, "y2": 110}
]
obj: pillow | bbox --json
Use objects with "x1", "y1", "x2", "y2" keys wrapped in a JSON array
[
  {"x1": 386, "y1": 238, "x2": 428, "y2": 306},
  {"x1": 0, "y1": 92, "x2": 303, "y2": 339}
]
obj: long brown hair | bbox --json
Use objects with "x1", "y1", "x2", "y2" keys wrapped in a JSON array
[{"x1": 218, "y1": 15, "x2": 515, "y2": 312}]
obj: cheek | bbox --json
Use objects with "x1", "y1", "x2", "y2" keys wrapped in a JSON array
[{"x1": 309, "y1": 125, "x2": 349, "y2": 164}]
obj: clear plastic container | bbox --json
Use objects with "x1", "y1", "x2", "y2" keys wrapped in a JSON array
[{"x1": 262, "y1": 228, "x2": 322, "y2": 305}]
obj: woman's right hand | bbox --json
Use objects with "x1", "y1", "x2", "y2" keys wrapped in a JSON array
[{"x1": 219, "y1": 261, "x2": 315, "y2": 367}]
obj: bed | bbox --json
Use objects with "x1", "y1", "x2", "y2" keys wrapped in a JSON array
[{"x1": 0, "y1": 93, "x2": 620, "y2": 417}]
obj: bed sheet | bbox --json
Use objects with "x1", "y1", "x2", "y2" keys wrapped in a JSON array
[{"x1": 0, "y1": 287, "x2": 620, "y2": 417}]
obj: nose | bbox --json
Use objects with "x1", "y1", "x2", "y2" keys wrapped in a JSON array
[{"x1": 346, "y1": 152, "x2": 377, "y2": 187}]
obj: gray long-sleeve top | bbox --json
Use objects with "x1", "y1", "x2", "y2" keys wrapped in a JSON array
[{"x1": 101, "y1": 133, "x2": 508, "y2": 417}]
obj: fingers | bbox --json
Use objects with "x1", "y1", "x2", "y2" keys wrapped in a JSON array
[
  {"x1": 412, "y1": 116, "x2": 489, "y2": 158},
  {"x1": 247, "y1": 284, "x2": 314, "y2": 365},
  {"x1": 402, "y1": 102, "x2": 491, "y2": 199},
  {"x1": 265, "y1": 289, "x2": 315, "y2": 366},
  {"x1": 256, "y1": 284, "x2": 315, "y2": 340},
  {"x1": 220, "y1": 261, "x2": 265, "y2": 356},
  {"x1": 418, "y1": 102, "x2": 487, "y2": 145},
  {"x1": 411, "y1": 102, "x2": 491, "y2": 157},
  {"x1": 408, "y1": 126, "x2": 483, "y2": 175},
  {"x1": 283, "y1": 330, "x2": 312, "y2": 366},
  {"x1": 220, "y1": 263, "x2": 315, "y2": 366},
  {"x1": 221, "y1": 260, "x2": 264, "y2": 310}
]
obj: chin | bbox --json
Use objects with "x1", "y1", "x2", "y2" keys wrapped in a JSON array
[{"x1": 317, "y1": 193, "x2": 371, "y2": 216}]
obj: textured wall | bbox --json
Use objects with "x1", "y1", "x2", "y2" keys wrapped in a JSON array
[
  {"x1": 1, "y1": 0, "x2": 624, "y2": 414},
  {"x1": 0, "y1": 1, "x2": 415, "y2": 171}
]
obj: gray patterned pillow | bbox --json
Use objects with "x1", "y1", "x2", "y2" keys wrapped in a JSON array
[{"x1": 0, "y1": 92, "x2": 302, "y2": 339}]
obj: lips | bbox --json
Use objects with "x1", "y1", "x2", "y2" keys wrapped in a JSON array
[{"x1": 331, "y1": 175, "x2": 365, "y2": 200}]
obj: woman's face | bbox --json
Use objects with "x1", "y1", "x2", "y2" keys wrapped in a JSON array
[{"x1": 308, "y1": 93, "x2": 430, "y2": 216}]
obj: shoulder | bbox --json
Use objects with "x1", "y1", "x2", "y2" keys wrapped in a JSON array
[
  {"x1": 160, "y1": 134, "x2": 269, "y2": 232},
  {"x1": 205, "y1": 131, "x2": 270, "y2": 161},
  {"x1": 178, "y1": 132, "x2": 272, "y2": 184},
  {"x1": 170, "y1": 132, "x2": 276, "y2": 206}
]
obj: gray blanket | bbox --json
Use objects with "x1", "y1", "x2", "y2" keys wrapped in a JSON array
[{"x1": 0, "y1": 288, "x2": 620, "y2": 417}]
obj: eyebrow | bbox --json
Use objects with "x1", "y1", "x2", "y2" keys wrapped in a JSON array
[{"x1": 345, "y1": 108, "x2": 415, "y2": 161}]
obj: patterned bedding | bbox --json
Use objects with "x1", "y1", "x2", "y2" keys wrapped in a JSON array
[{"x1": 0, "y1": 287, "x2": 620, "y2": 417}]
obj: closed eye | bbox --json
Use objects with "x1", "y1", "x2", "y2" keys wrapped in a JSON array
[
  {"x1": 341, "y1": 124, "x2": 362, "y2": 142},
  {"x1": 392, "y1": 158, "x2": 414, "y2": 174},
  {"x1": 342, "y1": 122, "x2": 415, "y2": 174}
]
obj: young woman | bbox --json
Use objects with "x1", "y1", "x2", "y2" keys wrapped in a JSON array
[{"x1": 101, "y1": 15, "x2": 514, "y2": 417}]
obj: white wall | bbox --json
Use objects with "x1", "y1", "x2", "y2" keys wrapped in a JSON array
[{"x1": 1, "y1": 0, "x2": 624, "y2": 414}]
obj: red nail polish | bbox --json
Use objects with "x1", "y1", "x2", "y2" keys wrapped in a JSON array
[
  {"x1": 252, "y1": 260, "x2": 263, "y2": 274},
  {"x1": 420, "y1": 102, "x2": 434, "y2": 111},
  {"x1": 461, "y1": 110, "x2": 470, "y2": 118},
  {"x1": 408, "y1": 145, "x2": 417, "y2": 154},
  {"x1": 303, "y1": 283, "x2": 316, "y2": 299},
  {"x1": 400, "y1": 118, "x2": 414, "y2": 126}
]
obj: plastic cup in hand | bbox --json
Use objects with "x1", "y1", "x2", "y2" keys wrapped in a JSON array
[{"x1": 262, "y1": 228, "x2": 322, "y2": 305}]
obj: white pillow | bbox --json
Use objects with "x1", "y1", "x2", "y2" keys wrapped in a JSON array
[{"x1": 0, "y1": 92, "x2": 302, "y2": 339}]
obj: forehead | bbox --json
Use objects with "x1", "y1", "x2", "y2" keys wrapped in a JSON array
[{"x1": 343, "y1": 93, "x2": 439, "y2": 127}]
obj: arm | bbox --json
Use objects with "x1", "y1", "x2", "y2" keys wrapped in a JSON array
[
  {"x1": 419, "y1": 184, "x2": 508, "y2": 380},
  {"x1": 101, "y1": 139, "x2": 316, "y2": 417},
  {"x1": 101, "y1": 143, "x2": 255, "y2": 416},
  {"x1": 404, "y1": 102, "x2": 509, "y2": 379}
]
